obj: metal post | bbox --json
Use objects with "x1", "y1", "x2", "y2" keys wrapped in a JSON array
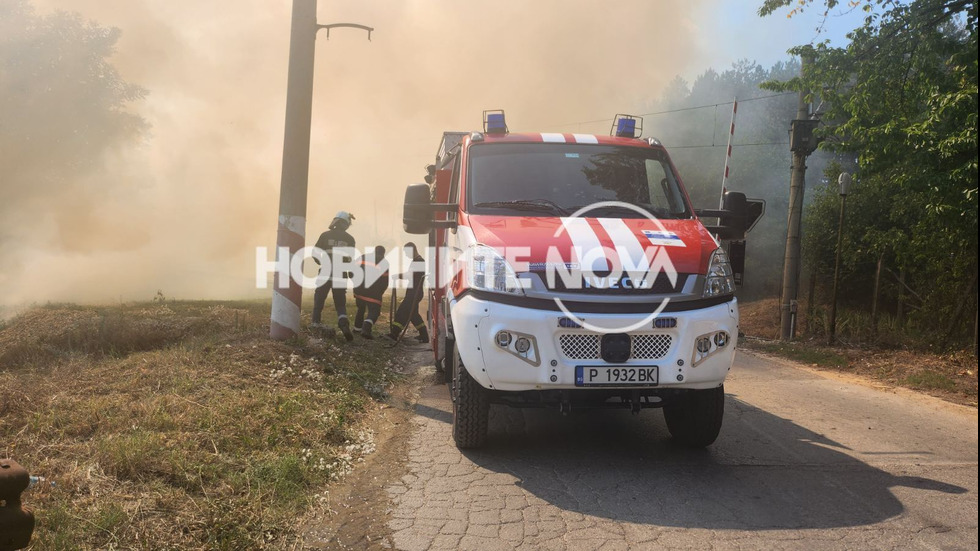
[
  {"x1": 828, "y1": 191, "x2": 847, "y2": 345},
  {"x1": 806, "y1": 270, "x2": 816, "y2": 329},
  {"x1": 779, "y1": 54, "x2": 812, "y2": 340},
  {"x1": 973, "y1": 305, "x2": 977, "y2": 358},
  {"x1": 896, "y1": 268, "x2": 906, "y2": 323},
  {"x1": 270, "y1": 1, "x2": 372, "y2": 340},
  {"x1": 871, "y1": 253, "x2": 884, "y2": 341}
]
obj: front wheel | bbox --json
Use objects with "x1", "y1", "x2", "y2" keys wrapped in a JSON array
[
  {"x1": 663, "y1": 385, "x2": 725, "y2": 448},
  {"x1": 451, "y1": 348, "x2": 489, "y2": 449}
]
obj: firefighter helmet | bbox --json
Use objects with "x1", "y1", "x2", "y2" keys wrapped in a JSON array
[{"x1": 331, "y1": 211, "x2": 355, "y2": 230}]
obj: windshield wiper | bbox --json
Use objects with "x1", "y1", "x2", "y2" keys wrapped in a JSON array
[
  {"x1": 473, "y1": 199, "x2": 570, "y2": 216},
  {"x1": 567, "y1": 203, "x2": 688, "y2": 219}
]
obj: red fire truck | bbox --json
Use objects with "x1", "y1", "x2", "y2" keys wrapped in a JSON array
[{"x1": 403, "y1": 111, "x2": 762, "y2": 449}]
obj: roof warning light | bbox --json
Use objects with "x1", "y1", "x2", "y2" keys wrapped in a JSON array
[
  {"x1": 483, "y1": 110, "x2": 508, "y2": 134},
  {"x1": 611, "y1": 114, "x2": 642, "y2": 138}
]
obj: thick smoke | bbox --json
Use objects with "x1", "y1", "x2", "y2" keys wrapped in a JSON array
[{"x1": 4, "y1": 0, "x2": 709, "y2": 306}]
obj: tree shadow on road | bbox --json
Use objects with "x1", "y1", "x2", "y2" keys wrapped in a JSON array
[{"x1": 449, "y1": 395, "x2": 968, "y2": 530}]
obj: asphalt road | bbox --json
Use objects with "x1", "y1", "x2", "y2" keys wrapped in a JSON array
[{"x1": 385, "y1": 350, "x2": 978, "y2": 550}]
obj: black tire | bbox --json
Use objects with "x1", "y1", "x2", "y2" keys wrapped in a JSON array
[
  {"x1": 451, "y1": 347, "x2": 489, "y2": 449},
  {"x1": 663, "y1": 385, "x2": 725, "y2": 448}
]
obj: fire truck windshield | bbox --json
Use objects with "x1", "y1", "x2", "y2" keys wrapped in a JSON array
[{"x1": 467, "y1": 143, "x2": 692, "y2": 219}]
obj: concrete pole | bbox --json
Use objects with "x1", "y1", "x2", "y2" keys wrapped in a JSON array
[
  {"x1": 271, "y1": 0, "x2": 318, "y2": 340},
  {"x1": 779, "y1": 55, "x2": 812, "y2": 340}
]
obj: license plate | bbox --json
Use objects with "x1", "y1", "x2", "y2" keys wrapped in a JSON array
[{"x1": 575, "y1": 365, "x2": 659, "y2": 387}]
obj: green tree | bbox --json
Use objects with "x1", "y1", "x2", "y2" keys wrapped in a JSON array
[
  {"x1": 645, "y1": 59, "x2": 843, "y2": 299},
  {"x1": 762, "y1": 0, "x2": 978, "y2": 347},
  {"x1": 0, "y1": 0, "x2": 146, "y2": 248}
]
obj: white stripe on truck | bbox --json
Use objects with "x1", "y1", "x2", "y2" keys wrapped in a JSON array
[
  {"x1": 560, "y1": 217, "x2": 604, "y2": 272},
  {"x1": 598, "y1": 218, "x2": 649, "y2": 273}
]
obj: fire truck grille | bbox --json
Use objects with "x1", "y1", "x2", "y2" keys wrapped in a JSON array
[
  {"x1": 558, "y1": 334, "x2": 673, "y2": 361},
  {"x1": 559, "y1": 334, "x2": 601, "y2": 360},
  {"x1": 631, "y1": 334, "x2": 673, "y2": 359}
]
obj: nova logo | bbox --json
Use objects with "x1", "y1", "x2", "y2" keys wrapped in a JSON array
[{"x1": 553, "y1": 201, "x2": 680, "y2": 333}]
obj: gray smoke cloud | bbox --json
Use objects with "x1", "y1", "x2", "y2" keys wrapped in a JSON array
[{"x1": 5, "y1": 0, "x2": 710, "y2": 306}]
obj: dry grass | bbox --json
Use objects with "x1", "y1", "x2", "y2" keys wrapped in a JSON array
[
  {"x1": 0, "y1": 299, "x2": 401, "y2": 549},
  {"x1": 740, "y1": 298, "x2": 978, "y2": 407},
  {"x1": 738, "y1": 297, "x2": 817, "y2": 339}
]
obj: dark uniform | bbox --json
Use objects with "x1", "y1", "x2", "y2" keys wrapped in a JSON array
[
  {"x1": 352, "y1": 246, "x2": 390, "y2": 339},
  {"x1": 390, "y1": 244, "x2": 429, "y2": 343},
  {"x1": 311, "y1": 225, "x2": 355, "y2": 334}
]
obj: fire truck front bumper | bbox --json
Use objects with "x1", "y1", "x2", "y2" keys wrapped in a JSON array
[{"x1": 450, "y1": 293, "x2": 738, "y2": 392}]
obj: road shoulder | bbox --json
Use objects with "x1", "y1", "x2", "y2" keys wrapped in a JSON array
[
  {"x1": 739, "y1": 348, "x2": 979, "y2": 417},
  {"x1": 297, "y1": 345, "x2": 434, "y2": 549}
]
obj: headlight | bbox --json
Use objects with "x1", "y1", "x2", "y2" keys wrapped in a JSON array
[
  {"x1": 465, "y1": 244, "x2": 525, "y2": 295},
  {"x1": 702, "y1": 247, "x2": 735, "y2": 298}
]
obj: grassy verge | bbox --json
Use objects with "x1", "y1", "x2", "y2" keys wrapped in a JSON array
[
  {"x1": 739, "y1": 299, "x2": 978, "y2": 407},
  {"x1": 0, "y1": 299, "x2": 400, "y2": 549},
  {"x1": 739, "y1": 339, "x2": 849, "y2": 369}
]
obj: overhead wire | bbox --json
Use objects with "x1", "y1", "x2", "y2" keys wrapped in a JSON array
[
  {"x1": 668, "y1": 141, "x2": 789, "y2": 149},
  {"x1": 547, "y1": 92, "x2": 797, "y2": 129}
]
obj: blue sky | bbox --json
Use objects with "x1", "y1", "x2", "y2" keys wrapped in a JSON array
[{"x1": 692, "y1": 1, "x2": 871, "y2": 78}]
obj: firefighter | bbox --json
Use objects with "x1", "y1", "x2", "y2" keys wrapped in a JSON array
[
  {"x1": 312, "y1": 211, "x2": 356, "y2": 341},
  {"x1": 388, "y1": 242, "x2": 429, "y2": 343},
  {"x1": 353, "y1": 245, "x2": 389, "y2": 339}
]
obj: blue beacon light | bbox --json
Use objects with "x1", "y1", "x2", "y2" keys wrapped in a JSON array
[
  {"x1": 611, "y1": 114, "x2": 642, "y2": 138},
  {"x1": 483, "y1": 110, "x2": 508, "y2": 134}
]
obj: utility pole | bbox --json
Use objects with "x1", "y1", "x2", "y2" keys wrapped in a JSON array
[
  {"x1": 270, "y1": 0, "x2": 372, "y2": 340},
  {"x1": 779, "y1": 52, "x2": 817, "y2": 340}
]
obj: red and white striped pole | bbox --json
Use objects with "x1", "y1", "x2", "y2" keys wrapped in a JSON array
[
  {"x1": 719, "y1": 96, "x2": 738, "y2": 209},
  {"x1": 271, "y1": 0, "x2": 318, "y2": 340},
  {"x1": 271, "y1": 216, "x2": 307, "y2": 339}
]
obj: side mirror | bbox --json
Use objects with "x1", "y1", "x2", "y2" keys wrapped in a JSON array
[
  {"x1": 403, "y1": 183, "x2": 432, "y2": 234},
  {"x1": 403, "y1": 183, "x2": 459, "y2": 234},
  {"x1": 695, "y1": 191, "x2": 765, "y2": 240},
  {"x1": 722, "y1": 191, "x2": 748, "y2": 217},
  {"x1": 718, "y1": 192, "x2": 751, "y2": 240}
]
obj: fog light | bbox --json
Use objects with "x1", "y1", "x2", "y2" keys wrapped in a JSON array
[
  {"x1": 696, "y1": 337, "x2": 712, "y2": 354},
  {"x1": 714, "y1": 331, "x2": 729, "y2": 348},
  {"x1": 514, "y1": 337, "x2": 531, "y2": 354},
  {"x1": 496, "y1": 331, "x2": 539, "y2": 366}
]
